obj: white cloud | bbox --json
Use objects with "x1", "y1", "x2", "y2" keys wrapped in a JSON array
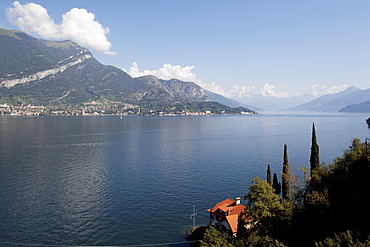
[
  {"x1": 123, "y1": 62, "x2": 211, "y2": 91},
  {"x1": 125, "y1": 62, "x2": 243, "y2": 97},
  {"x1": 125, "y1": 63, "x2": 314, "y2": 100},
  {"x1": 126, "y1": 63, "x2": 351, "y2": 100},
  {"x1": 203, "y1": 82, "x2": 228, "y2": 95},
  {"x1": 260, "y1": 83, "x2": 289, "y2": 97},
  {"x1": 228, "y1": 85, "x2": 255, "y2": 98},
  {"x1": 126, "y1": 62, "x2": 197, "y2": 82},
  {"x1": 6, "y1": 1, "x2": 116, "y2": 55},
  {"x1": 310, "y1": 84, "x2": 349, "y2": 97}
]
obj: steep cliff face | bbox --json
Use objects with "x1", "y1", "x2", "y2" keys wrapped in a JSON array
[
  {"x1": 1, "y1": 49, "x2": 92, "y2": 88},
  {"x1": 134, "y1": 76, "x2": 209, "y2": 102},
  {"x1": 0, "y1": 28, "x2": 209, "y2": 105},
  {"x1": 161, "y1": 79, "x2": 209, "y2": 102}
]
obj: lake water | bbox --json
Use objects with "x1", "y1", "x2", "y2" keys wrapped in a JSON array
[{"x1": 0, "y1": 113, "x2": 369, "y2": 246}]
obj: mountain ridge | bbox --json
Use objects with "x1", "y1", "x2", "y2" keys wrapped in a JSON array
[
  {"x1": 285, "y1": 86, "x2": 370, "y2": 112},
  {"x1": 339, "y1": 100, "x2": 370, "y2": 113},
  {"x1": 205, "y1": 90, "x2": 262, "y2": 111},
  {"x1": 0, "y1": 28, "x2": 208, "y2": 105},
  {"x1": 0, "y1": 28, "x2": 255, "y2": 115}
]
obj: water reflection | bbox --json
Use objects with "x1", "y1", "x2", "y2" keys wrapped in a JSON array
[{"x1": 0, "y1": 114, "x2": 369, "y2": 245}]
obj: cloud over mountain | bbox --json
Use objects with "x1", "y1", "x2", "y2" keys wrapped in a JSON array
[
  {"x1": 126, "y1": 62, "x2": 197, "y2": 82},
  {"x1": 260, "y1": 83, "x2": 289, "y2": 97},
  {"x1": 125, "y1": 62, "x2": 220, "y2": 93},
  {"x1": 124, "y1": 63, "x2": 353, "y2": 111},
  {"x1": 6, "y1": 1, "x2": 116, "y2": 55},
  {"x1": 124, "y1": 62, "x2": 256, "y2": 98},
  {"x1": 310, "y1": 84, "x2": 349, "y2": 97}
]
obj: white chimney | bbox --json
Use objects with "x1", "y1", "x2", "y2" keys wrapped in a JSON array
[{"x1": 235, "y1": 197, "x2": 241, "y2": 205}]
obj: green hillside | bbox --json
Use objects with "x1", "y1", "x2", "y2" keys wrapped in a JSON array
[
  {"x1": 0, "y1": 28, "x2": 255, "y2": 115},
  {"x1": 339, "y1": 100, "x2": 370, "y2": 113}
]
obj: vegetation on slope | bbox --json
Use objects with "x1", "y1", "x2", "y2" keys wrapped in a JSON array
[
  {"x1": 199, "y1": 124, "x2": 370, "y2": 246},
  {"x1": 339, "y1": 100, "x2": 370, "y2": 113},
  {"x1": 136, "y1": 101, "x2": 255, "y2": 115}
]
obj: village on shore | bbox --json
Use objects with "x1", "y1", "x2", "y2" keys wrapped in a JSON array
[{"x1": 0, "y1": 101, "x2": 256, "y2": 116}]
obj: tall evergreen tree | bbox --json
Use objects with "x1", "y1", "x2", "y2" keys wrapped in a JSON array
[
  {"x1": 272, "y1": 173, "x2": 281, "y2": 195},
  {"x1": 267, "y1": 164, "x2": 272, "y2": 185},
  {"x1": 282, "y1": 144, "x2": 290, "y2": 202},
  {"x1": 310, "y1": 122, "x2": 320, "y2": 175}
]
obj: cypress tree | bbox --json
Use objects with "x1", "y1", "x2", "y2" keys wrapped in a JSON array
[
  {"x1": 267, "y1": 164, "x2": 272, "y2": 185},
  {"x1": 282, "y1": 144, "x2": 290, "y2": 202},
  {"x1": 310, "y1": 122, "x2": 320, "y2": 175},
  {"x1": 272, "y1": 173, "x2": 281, "y2": 195}
]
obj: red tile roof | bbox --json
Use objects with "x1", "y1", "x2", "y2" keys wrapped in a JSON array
[
  {"x1": 209, "y1": 198, "x2": 246, "y2": 215},
  {"x1": 209, "y1": 198, "x2": 235, "y2": 213},
  {"x1": 226, "y1": 214, "x2": 239, "y2": 236},
  {"x1": 208, "y1": 198, "x2": 247, "y2": 237}
]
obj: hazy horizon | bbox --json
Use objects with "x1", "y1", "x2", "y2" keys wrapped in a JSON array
[{"x1": 0, "y1": 1, "x2": 369, "y2": 102}]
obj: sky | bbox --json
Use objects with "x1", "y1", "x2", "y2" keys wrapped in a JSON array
[{"x1": 0, "y1": 0, "x2": 369, "y2": 100}]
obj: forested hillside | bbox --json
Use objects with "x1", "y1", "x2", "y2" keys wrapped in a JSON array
[
  {"x1": 339, "y1": 100, "x2": 370, "y2": 113},
  {"x1": 0, "y1": 28, "x2": 256, "y2": 115}
]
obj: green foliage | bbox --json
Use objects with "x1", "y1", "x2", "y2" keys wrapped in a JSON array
[
  {"x1": 303, "y1": 138, "x2": 370, "y2": 243},
  {"x1": 246, "y1": 177, "x2": 284, "y2": 219},
  {"x1": 267, "y1": 164, "x2": 272, "y2": 185},
  {"x1": 326, "y1": 138, "x2": 370, "y2": 233},
  {"x1": 187, "y1": 226, "x2": 207, "y2": 246},
  {"x1": 282, "y1": 144, "x2": 290, "y2": 202},
  {"x1": 272, "y1": 173, "x2": 281, "y2": 195},
  {"x1": 240, "y1": 136, "x2": 370, "y2": 246},
  {"x1": 310, "y1": 123, "x2": 320, "y2": 175},
  {"x1": 315, "y1": 231, "x2": 370, "y2": 247},
  {"x1": 236, "y1": 231, "x2": 287, "y2": 247},
  {"x1": 335, "y1": 138, "x2": 366, "y2": 163},
  {"x1": 244, "y1": 177, "x2": 293, "y2": 243},
  {"x1": 181, "y1": 101, "x2": 253, "y2": 115},
  {"x1": 137, "y1": 101, "x2": 254, "y2": 115},
  {"x1": 0, "y1": 33, "x2": 54, "y2": 77},
  {"x1": 200, "y1": 227, "x2": 234, "y2": 247}
]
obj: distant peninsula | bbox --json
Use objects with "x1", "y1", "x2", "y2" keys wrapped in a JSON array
[{"x1": 0, "y1": 101, "x2": 256, "y2": 116}]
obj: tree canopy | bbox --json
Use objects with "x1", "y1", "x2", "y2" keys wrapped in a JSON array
[
  {"x1": 241, "y1": 138, "x2": 370, "y2": 246},
  {"x1": 310, "y1": 123, "x2": 320, "y2": 175},
  {"x1": 200, "y1": 128, "x2": 370, "y2": 246},
  {"x1": 267, "y1": 164, "x2": 272, "y2": 185},
  {"x1": 282, "y1": 144, "x2": 290, "y2": 202}
]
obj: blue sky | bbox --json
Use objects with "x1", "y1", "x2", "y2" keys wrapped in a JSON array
[{"x1": 0, "y1": 0, "x2": 369, "y2": 99}]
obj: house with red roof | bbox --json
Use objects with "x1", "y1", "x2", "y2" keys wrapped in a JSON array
[{"x1": 207, "y1": 197, "x2": 247, "y2": 238}]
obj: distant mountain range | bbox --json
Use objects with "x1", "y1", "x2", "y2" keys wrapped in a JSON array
[
  {"x1": 0, "y1": 28, "x2": 210, "y2": 105},
  {"x1": 234, "y1": 93, "x2": 315, "y2": 112},
  {"x1": 205, "y1": 90, "x2": 263, "y2": 111},
  {"x1": 0, "y1": 28, "x2": 256, "y2": 114},
  {"x1": 1, "y1": 28, "x2": 368, "y2": 114},
  {"x1": 339, "y1": 100, "x2": 370, "y2": 113},
  {"x1": 286, "y1": 86, "x2": 370, "y2": 112}
]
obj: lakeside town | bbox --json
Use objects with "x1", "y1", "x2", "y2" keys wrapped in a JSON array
[{"x1": 0, "y1": 101, "x2": 256, "y2": 116}]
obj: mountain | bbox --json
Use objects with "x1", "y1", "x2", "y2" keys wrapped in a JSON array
[
  {"x1": 0, "y1": 28, "x2": 209, "y2": 107},
  {"x1": 286, "y1": 86, "x2": 370, "y2": 112},
  {"x1": 339, "y1": 100, "x2": 370, "y2": 113},
  {"x1": 232, "y1": 94, "x2": 314, "y2": 111},
  {"x1": 204, "y1": 90, "x2": 262, "y2": 111}
]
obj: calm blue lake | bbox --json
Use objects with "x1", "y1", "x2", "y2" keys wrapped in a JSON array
[{"x1": 0, "y1": 113, "x2": 369, "y2": 246}]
